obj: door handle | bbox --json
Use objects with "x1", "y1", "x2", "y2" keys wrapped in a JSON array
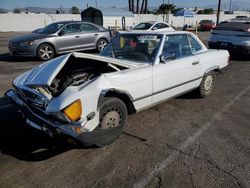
[
  {"x1": 192, "y1": 61, "x2": 199, "y2": 65},
  {"x1": 75, "y1": 35, "x2": 80, "y2": 38},
  {"x1": 94, "y1": 33, "x2": 98, "y2": 36}
]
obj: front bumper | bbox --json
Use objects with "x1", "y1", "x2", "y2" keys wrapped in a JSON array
[
  {"x1": 5, "y1": 89, "x2": 102, "y2": 145},
  {"x1": 8, "y1": 45, "x2": 36, "y2": 57}
]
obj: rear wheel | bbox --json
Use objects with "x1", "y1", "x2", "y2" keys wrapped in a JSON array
[
  {"x1": 37, "y1": 43, "x2": 55, "y2": 61},
  {"x1": 198, "y1": 71, "x2": 216, "y2": 98},
  {"x1": 96, "y1": 38, "x2": 108, "y2": 53},
  {"x1": 95, "y1": 97, "x2": 127, "y2": 146}
]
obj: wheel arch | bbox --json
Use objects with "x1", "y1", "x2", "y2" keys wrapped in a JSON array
[
  {"x1": 204, "y1": 66, "x2": 221, "y2": 75},
  {"x1": 98, "y1": 37, "x2": 109, "y2": 41},
  {"x1": 98, "y1": 89, "x2": 136, "y2": 115},
  {"x1": 36, "y1": 42, "x2": 57, "y2": 56}
]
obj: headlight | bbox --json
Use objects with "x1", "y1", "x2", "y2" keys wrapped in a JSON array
[
  {"x1": 63, "y1": 99, "x2": 82, "y2": 121},
  {"x1": 18, "y1": 41, "x2": 34, "y2": 47}
]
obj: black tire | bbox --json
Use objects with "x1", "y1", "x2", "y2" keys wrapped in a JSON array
[
  {"x1": 37, "y1": 43, "x2": 55, "y2": 61},
  {"x1": 198, "y1": 71, "x2": 216, "y2": 98},
  {"x1": 94, "y1": 97, "x2": 128, "y2": 146},
  {"x1": 96, "y1": 38, "x2": 108, "y2": 53}
]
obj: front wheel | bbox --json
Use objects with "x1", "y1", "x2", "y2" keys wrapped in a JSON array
[
  {"x1": 197, "y1": 71, "x2": 216, "y2": 98},
  {"x1": 37, "y1": 43, "x2": 55, "y2": 61},
  {"x1": 94, "y1": 97, "x2": 128, "y2": 146},
  {"x1": 96, "y1": 38, "x2": 108, "y2": 53}
]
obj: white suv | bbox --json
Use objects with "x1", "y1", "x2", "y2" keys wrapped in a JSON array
[{"x1": 208, "y1": 17, "x2": 250, "y2": 56}]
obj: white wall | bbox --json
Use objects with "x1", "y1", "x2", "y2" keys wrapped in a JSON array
[
  {"x1": 103, "y1": 16, "x2": 134, "y2": 29},
  {"x1": 134, "y1": 13, "x2": 250, "y2": 27},
  {"x1": 0, "y1": 12, "x2": 249, "y2": 32},
  {"x1": 0, "y1": 14, "x2": 81, "y2": 31}
]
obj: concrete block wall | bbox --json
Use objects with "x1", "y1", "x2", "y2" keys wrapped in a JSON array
[
  {"x1": 0, "y1": 12, "x2": 249, "y2": 32},
  {"x1": 134, "y1": 13, "x2": 250, "y2": 27},
  {"x1": 0, "y1": 14, "x2": 81, "y2": 32}
]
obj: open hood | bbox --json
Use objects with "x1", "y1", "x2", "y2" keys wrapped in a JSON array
[
  {"x1": 23, "y1": 53, "x2": 71, "y2": 87},
  {"x1": 15, "y1": 52, "x2": 144, "y2": 87}
]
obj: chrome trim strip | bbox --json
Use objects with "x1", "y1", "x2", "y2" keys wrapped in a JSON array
[{"x1": 133, "y1": 76, "x2": 202, "y2": 102}]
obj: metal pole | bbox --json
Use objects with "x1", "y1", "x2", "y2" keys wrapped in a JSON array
[
  {"x1": 95, "y1": 0, "x2": 97, "y2": 8},
  {"x1": 229, "y1": 0, "x2": 232, "y2": 13},
  {"x1": 216, "y1": 0, "x2": 222, "y2": 25}
]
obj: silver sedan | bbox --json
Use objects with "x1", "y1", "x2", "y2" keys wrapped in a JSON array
[{"x1": 8, "y1": 21, "x2": 110, "y2": 60}]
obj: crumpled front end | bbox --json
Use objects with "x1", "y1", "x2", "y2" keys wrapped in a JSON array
[
  {"x1": 5, "y1": 52, "x2": 129, "y2": 144},
  {"x1": 5, "y1": 87, "x2": 86, "y2": 140}
]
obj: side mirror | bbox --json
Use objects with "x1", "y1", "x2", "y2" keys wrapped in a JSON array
[
  {"x1": 152, "y1": 27, "x2": 158, "y2": 31},
  {"x1": 160, "y1": 52, "x2": 175, "y2": 63},
  {"x1": 58, "y1": 30, "x2": 65, "y2": 36}
]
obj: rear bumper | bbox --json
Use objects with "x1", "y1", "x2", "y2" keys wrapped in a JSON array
[
  {"x1": 208, "y1": 41, "x2": 250, "y2": 54},
  {"x1": 5, "y1": 89, "x2": 102, "y2": 145}
]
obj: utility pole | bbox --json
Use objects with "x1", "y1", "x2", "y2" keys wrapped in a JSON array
[
  {"x1": 95, "y1": 0, "x2": 97, "y2": 8},
  {"x1": 216, "y1": 0, "x2": 222, "y2": 25}
]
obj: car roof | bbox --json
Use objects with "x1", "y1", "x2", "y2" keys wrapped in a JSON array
[
  {"x1": 120, "y1": 30, "x2": 192, "y2": 35},
  {"x1": 225, "y1": 17, "x2": 250, "y2": 23},
  {"x1": 137, "y1": 21, "x2": 170, "y2": 25},
  {"x1": 53, "y1": 20, "x2": 98, "y2": 25},
  {"x1": 140, "y1": 21, "x2": 157, "y2": 24}
]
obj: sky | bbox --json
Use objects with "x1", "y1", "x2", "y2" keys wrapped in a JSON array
[{"x1": 0, "y1": 0, "x2": 249, "y2": 10}]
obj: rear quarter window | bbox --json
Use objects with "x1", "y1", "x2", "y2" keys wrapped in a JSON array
[{"x1": 187, "y1": 35, "x2": 202, "y2": 53}]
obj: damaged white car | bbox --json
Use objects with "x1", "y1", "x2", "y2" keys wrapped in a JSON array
[{"x1": 6, "y1": 31, "x2": 230, "y2": 146}]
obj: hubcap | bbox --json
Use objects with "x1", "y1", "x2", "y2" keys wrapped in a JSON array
[
  {"x1": 98, "y1": 40, "x2": 107, "y2": 51},
  {"x1": 203, "y1": 75, "x2": 213, "y2": 92},
  {"x1": 40, "y1": 45, "x2": 53, "y2": 60},
  {"x1": 100, "y1": 108, "x2": 122, "y2": 129}
]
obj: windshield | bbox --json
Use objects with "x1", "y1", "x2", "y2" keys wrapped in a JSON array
[
  {"x1": 100, "y1": 33, "x2": 162, "y2": 63},
  {"x1": 37, "y1": 23, "x2": 65, "y2": 34},
  {"x1": 133, "y1": 22, "x2": 154, "y2": 30}
]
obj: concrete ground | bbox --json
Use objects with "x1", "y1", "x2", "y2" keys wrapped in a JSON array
[{"x1": 0, "y1": 32, "x2": 249, "y2": 188}]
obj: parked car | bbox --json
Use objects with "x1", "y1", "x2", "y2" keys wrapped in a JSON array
[
  {"x1": 131, "y1": 21, "x2": 175, "y2": 32},
  {"x1": 6, "y1": 31, "x2": 229, "y2": 146},
  {"x1": 199, "y1": 20, "x2": 215, "y2": 31},
  {"x1": 208, "y1": 17, "x2": 250, "y2": 56},
  {"x1": 182, "y1": 24, "x2": 196, "y2": 31},
  {"x1": 8, "y1": 21, "x2": 110, "y2": 61}
]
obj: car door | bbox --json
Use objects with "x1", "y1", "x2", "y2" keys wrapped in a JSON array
[
  {"x1": 77, "y1": 23, "x2": 100, "y2": 49},
  {"x1": 55, "y1": 23, "x2": 83, "y2": 52},
  {"x1": 152, "y1": 34, "x2": 201, "y2": 104}
]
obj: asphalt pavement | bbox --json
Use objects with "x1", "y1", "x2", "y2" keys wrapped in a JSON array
[{"x1": 0, "y1": 31, "x2": 249, "y2": 188}]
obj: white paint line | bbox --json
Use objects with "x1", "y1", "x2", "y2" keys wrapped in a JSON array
[{"x1": 134, "y1": 85, "x2": 250, "y2": 188}]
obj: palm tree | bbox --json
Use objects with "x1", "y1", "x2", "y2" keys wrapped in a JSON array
[
  {"x1": 157, "y1": 3, "x2": 176, "y2": 22},
  {"x1": 144, "y1": 0, "x2": 148, "y2": 14},
  {"x1": 136, "y1": 0, "x2": 140, "y2": 14},
  {"x1": 132, "y1": 0, "x2": 134, "y2": 13},
  {"x1": 128, "y1": 0, "x2": 131, "y2": 11},
  {"x1": 140, "y1": 0, "x2": 145, "y2": 14}
]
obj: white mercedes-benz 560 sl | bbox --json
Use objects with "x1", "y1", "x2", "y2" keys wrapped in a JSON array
[{"x1": 6, "y1": 31, "x2": 230, "y2": 146}]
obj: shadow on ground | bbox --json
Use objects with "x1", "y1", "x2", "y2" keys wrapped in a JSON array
[
  {"x1": 0, "y1": 53, "x2": 38, "y2": 62},
  {"x1": 0, "y1": 96, "x2": 82, "y2": 162},
  {"x1": 0, "y1": 50, "x2": 98, "y2": 63},
  {"x1": 230, "y1": 54, "x2": 250, "y2": 61}
]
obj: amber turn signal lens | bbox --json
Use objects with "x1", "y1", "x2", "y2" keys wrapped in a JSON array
[{"x1": 63, "y1": 99, "x2": 82, "y2": 121}]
